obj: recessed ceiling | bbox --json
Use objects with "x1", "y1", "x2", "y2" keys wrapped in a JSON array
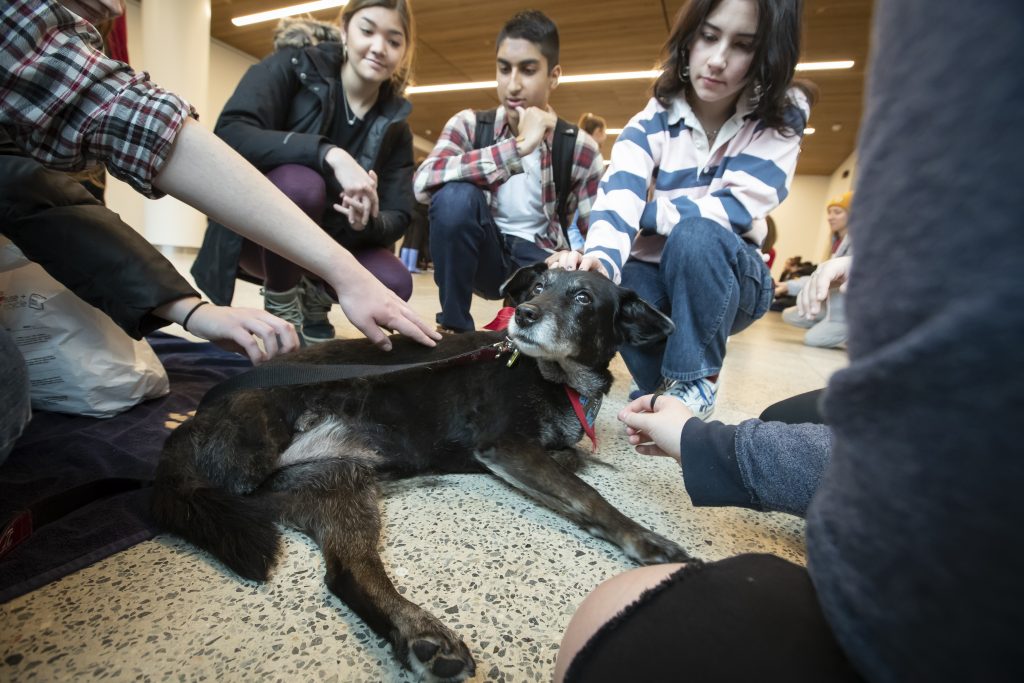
[{"x1": 210, "y1": 0, "x2": 874, "y2": 175}]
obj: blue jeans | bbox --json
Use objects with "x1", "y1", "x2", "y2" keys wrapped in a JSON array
[
  {"x1": 429, "y1": 182, "x2": 550, "y2": 331},
  {"x1": 620, "y1": 217, "x2": 773, "y2": 393},
  {"x1": 0, "y1": 327, "x2": 31, "y2": 465}
]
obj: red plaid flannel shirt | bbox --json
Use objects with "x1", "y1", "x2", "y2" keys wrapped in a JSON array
[
  {"x1": 413, "y1": 107, "x2": 605, "y2": 251},
  {"x1": 0, "y1": 0, "x2": 197, "y2": 198}
]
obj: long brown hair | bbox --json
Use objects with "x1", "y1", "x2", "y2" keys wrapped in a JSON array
[
  {"x1": 339, "y1": 0, "x2": 416, "y2": 93},
  {"x1": 652, "y1": 0, "x2": 816, "y2": 134}
]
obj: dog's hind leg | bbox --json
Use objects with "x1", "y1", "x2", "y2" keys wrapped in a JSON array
[
  {"x1": 475, "y1": 444, "x2": 694, "y2": 565},
  {"x1": 264, "y1": 458, "x2": 476, "y2": 683}
]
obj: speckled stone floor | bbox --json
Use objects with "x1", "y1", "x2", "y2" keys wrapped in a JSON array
[{"x1": 0, "y1": 259, "x2": 847, "y2": 682}]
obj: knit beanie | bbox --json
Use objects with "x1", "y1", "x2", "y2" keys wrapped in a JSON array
[{"x1": 827, "y1": 191, "x2": 853, "y2": 212}]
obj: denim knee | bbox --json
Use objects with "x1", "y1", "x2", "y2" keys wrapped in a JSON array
[{"x1": 428, "y1": 182, "x2": 488, "y2": 237}]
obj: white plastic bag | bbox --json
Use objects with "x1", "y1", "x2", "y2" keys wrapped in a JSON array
[{"x1": 0, "y1": 237, "x2": 169, "y2": 418}]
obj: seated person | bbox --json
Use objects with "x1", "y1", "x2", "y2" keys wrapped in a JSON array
[
  {"x1": 413, "y1": 10, "x2": 605, "y2": 333},
  {"x1": 777, "y1": 191, "x2": 852, "y2": 348},
  {"x1": 193, "y1": 1, "x2": 419, "y2": 345}
]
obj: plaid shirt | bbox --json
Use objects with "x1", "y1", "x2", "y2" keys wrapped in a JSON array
[
  {"x1": 0, "y1": 0, "x2": 196, "y2": 198},
  {"x1": 413, "y1": 107, "x2": 604, "y2": 251}
]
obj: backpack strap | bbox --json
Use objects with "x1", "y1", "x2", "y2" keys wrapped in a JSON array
[
  {"x1": 551, "y1": 118, "x2": 579, "y2": 234},
  {"x1": 473, "y1": 108, "x2": 497, "y2": 150}
]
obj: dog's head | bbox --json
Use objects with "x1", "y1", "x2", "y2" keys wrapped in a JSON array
[{"x1": 499, "y1": 263, "x2": 674, "y2": 367}]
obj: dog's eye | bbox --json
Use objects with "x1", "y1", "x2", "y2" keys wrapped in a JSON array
[
  {"x1": 574, "y1": 291, "x2": 592, "y2": 305},
  {"x1": 532, "y1": 283, "x2": 545, "y2": 295}
]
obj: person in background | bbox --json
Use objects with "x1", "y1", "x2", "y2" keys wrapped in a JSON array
[
  {"x1": 0, "y1": 0, "x2": 438, "y2": 463},
  {"x1": 413, "y1": 10, "x2": 605, "y2": 333},
  {"x1": 566, "y1": 112, "x2": 609, "y2": 249},
  {"x1": 778, "y1": 191, "x2": 852, "y2": 348},
  {"x1": 554, "y1": 0, "x2": 1024, "y2": 679},
  {"x1": 193, "y1": 0, "x2": 420, "y2": 346},
  {"x1": 549, "y1": 0, "x2": 815, "y2": 420}
]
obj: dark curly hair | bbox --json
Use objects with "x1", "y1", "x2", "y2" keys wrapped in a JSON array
[{"x1": 653, "y1": 0, "x2": 817, "y2": 134}]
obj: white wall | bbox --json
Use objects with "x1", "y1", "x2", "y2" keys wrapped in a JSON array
[
  {"x1": 769, "y1": 174, "x2": 831, "y2": 279},
  {"x1": 104, "y1": 0, "x2": 257, "y2": 241}
]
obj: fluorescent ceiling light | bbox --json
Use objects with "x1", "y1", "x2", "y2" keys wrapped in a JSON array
[
  {"x1": 804, "y1": 127, "x2": 816, "y2": 134},
  {"x1": 605, "y1": 128, "x2": 624, "y2": 136},
  {"x1": 408, "y1": 60, "x2": 853, "y2": 95},
  {"x1": 795, "y1": 60, "x2": 855, "y2": 71},
  {"x1": 232, "y1": 0, "x2": 346, "y2": 27}
]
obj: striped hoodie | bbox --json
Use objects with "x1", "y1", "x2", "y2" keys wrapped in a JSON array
[{"x1": 584, "y1": 88, "x2": 811, "y2": 283}]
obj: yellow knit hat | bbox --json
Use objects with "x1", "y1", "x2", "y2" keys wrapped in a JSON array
[{"x1": 827, "y1": 191, "x2": 853, "y2": 212}]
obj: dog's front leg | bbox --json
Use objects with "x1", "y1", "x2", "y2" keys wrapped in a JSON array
[{"x1": 474, "y1": 445, "x2": 693, "y2": 565}]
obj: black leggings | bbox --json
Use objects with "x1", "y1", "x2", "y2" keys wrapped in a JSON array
[
  {"x1": 565, "y1": 554, "x2": 864, "y2": 682},
  {"x1": 760, "y1": 388, "x2": 826, "y2": 424}
]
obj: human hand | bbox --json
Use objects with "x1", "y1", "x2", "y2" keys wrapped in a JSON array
[
  {"x1": 326, "y1": 148, "x2": 379, "y2": 228},
  {"x1": 617, "y1": 394, "x2": 696, "y2": 464},
  {"x1": 332, "y1": 269, "x2": 441, "y2": 351},
  {"x1": 774, "y1": 281, "x2": 789, "y2": 297},
  {"x1": 545, "y1": 250, "x2": 608, "y2": 276},
  {"x1": 514, "y1": 106, "x2": 557, "y2": 156},
  {"x1": 58, "y1": 0, "x2": 124, "y2": 23},
  {"x1": 796, "y1": 255, "x2": 852, "y2": 319},
  {"x1": 159, "y1": 300, "x2": 300, "y2": 364}
]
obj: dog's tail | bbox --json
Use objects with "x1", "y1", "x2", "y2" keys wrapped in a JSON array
[{"x1": 151, "y1": 428, "x2": 281, "y2": 582}]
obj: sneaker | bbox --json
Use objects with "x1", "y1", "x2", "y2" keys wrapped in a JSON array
[
  {"x1": 628, "y1": 380, "x2": 644, "y2": 401},
  {"x1": 261, "y1": 284, "x2": 303, "y2": 342},
  {"x1": 660, "y1": 376, "x2": 719, "y2": 421},
  {"x1": 298, "y1": 276, "x2": 336, "y2": 344}
]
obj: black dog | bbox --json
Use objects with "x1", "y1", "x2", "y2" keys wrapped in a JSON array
[{"x1": 152, "y1": 264, "x2": 692, "y2": 682}]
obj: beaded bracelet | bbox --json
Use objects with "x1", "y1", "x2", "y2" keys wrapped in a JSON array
[{"x1": 182, "y1": 301, "x2": 210, "y2": 332}]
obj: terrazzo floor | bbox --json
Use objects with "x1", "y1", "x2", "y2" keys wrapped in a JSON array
[{"x1": 0, "y1": 254, "x2": 847, "y2": 682}]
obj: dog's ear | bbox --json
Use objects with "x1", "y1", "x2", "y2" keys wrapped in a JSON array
[
  {"x1": 617, "y1": 289, "x2": 675, "y2": 346},
  {"x1": 500, "y1": 262, "x2": 549, "y2": 305}
]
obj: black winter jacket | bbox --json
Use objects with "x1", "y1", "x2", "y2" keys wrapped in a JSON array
[
  {"x1": 0, "y1": 153, "x2": 196, "y2": 339},
  {"x1": 192, "y1": 42, "x2": 415, "y2": 305}
]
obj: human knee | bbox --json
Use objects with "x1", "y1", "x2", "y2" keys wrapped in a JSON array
[
  {"x1": 428, "y1": 182, "x2": 486, "y2": 236},
  {"x1": 554, "y1": 563, "x2": 686, "y2": 683},
  {"x1": 266, "y1": 164, "x2": 327, "y2": 218}
]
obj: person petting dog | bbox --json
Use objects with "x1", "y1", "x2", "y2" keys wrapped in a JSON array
[
  {"x1": 413, "y1": 10, "x2": 605, "y2": 334},
  {"x1": 0, "y1": 0, "x2": 439, "y2": 463},
  {"x1": 555, "y1": 0, "x2": 1024, "y2": 680},
  {"x1": 193, "y1": 0, "x2": 420, "y2": 345},
  {"x1": 548, "y1": 0, "x2": 814, "y2": 420}
]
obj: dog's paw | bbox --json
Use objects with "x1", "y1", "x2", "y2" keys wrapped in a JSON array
[
  {"x1": 625, "y1": 529, "x2": 693, "y2": 565},
  {"x1": 399, "y1": 618, "x2": 476, "y2": 682}
]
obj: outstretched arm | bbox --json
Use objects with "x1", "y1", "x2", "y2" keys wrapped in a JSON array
[{"x1": 153, "y1": 119, "x2": 439, "y2": 352}]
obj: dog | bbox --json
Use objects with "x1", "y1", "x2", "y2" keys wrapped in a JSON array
[{"x1": 152, "y1": 264, "x2": 692, "y2": 682}]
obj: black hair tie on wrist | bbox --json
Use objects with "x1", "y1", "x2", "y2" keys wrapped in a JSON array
[{"x1": 182, "y1": 301, "x2": 210, "y2": 332}]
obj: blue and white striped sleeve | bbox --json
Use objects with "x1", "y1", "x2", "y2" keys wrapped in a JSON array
[{"x1": 582, "y1": 99, "x2": 664, "y2": 283}]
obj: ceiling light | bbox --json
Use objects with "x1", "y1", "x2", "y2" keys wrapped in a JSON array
[
  {"x1": 795, "y1": 60, "x2": 855, "y2": 71},
  {"x1": 231, "y1": 0, "x2": 346, "y2": 27},
  {"x1": 605, "y1": 128, "x2": 624, "y2": 136},
  {"x1": 804, "y1": 127, "x2": 816, "y2": 134},
  {"x1": 408, "y1": 60, "x2": 854, "y2": 95}
]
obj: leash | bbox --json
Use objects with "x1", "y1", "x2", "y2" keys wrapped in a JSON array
[{"x1": 198, "y1": 338, "x2": 519, "y2": 412}]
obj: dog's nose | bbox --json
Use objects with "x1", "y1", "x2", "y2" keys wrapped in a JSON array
[{"x1": 515, "y1": 303, "x2": 541, "y2": 326}]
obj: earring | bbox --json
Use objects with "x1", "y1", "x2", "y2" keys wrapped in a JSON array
[
  {"x1": 342, "y1": 42, "x2": 348, "y2": 61},
  {"x1": 750, "y1": 80, "x2": 764, "y2": 107},
  {"x1": 678, "y1": 62, "x2": 690, "y2": 85}
]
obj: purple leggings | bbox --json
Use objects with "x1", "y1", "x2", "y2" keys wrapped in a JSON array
[{"x1": 239, "y1": 164, "x2": 412, "y2": 301}]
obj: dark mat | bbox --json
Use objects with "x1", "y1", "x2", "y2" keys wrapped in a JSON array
[{"x1": 0, "y1": 332, "x2": 251, "y2": 603}]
